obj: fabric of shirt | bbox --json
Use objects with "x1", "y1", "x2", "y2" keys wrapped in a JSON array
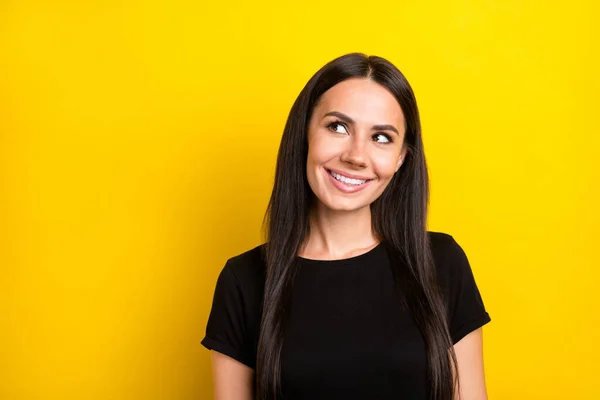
[{"x1": 201, "y1": 231, "x2": 491, "y2": 399}]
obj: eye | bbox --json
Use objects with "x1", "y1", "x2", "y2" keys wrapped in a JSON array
[
  {"x1": 327, "y1": 120, "x2": 348, "y2": 134},
  {"x1": 373, "y1": 133, "x2": 393, "y2": 144}
]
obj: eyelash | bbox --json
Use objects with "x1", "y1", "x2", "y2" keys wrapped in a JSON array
[{"x1": 326, "y1": 120, "x2": 394, "y2": 144}]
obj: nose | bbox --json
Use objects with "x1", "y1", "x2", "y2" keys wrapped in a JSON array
[{"x1": 340, "y1": 136, "x2": 368, "y2": 168}]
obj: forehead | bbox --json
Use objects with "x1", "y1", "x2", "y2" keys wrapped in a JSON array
[{"x1": 313, "y1": 78, "x2": 405, "y2": 126}]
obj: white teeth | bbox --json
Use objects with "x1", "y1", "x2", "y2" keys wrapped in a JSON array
[{"x1": 329, "y1": 170, "x2": 367, "y2": 185}]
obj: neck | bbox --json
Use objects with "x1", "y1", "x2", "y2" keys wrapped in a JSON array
[{"x1": 299, "y1": 201, "x2": 380, "y2": 260}]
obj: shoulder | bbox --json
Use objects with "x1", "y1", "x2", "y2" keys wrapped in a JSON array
[
  {"x1": 427, "y1": 230, "x2": 469, "y2": 272},
  {"x1": 426, "y1": 230, "x2": 474, "y2": 291},
  {"x1": 427, "y1": 231, "x2": 491, "y2": 342},
  {"x1": 220, "y1": 243, "x2": 267, "y2": 293},
  {"x1": 203, "y1": 244, "x2": 267, "y2": 368},
  {"x1": 427, "y1": 230, "x2": 461, "y2": 257}
]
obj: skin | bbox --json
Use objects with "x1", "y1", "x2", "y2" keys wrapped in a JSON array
[
  {"x1": 454, "y1": 328, "x2": 488, "y2": 399},
  {"x1": 210, "y1": 77, "x2": 488, "y2": 399},
  {"x1": 210, "y1": 351, "x2": 254, "y2": 400}
]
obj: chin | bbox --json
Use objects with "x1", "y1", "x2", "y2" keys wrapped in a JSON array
[{"x1": 321, "y1": 198, "x2": 371, "y2": 213}]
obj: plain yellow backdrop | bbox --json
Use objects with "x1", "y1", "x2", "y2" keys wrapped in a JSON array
[{"x1": 1, "y1": 0, "x2": 598, "y2": 399}]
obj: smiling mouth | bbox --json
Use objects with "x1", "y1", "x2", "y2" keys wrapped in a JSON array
[{"x1": 326, "y1": 169, "x2": 373, "y2": 186}]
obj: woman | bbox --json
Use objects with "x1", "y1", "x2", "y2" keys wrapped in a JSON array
[{"x1": 201, "y1": 52, "x2": 491, "y2": 400}]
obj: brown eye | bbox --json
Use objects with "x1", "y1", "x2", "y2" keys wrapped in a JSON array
[
  {"x1": 373, "y1": 133, "x2": 393, "y2": 143},
  {"x1": 327, "y1": 121, "x2": 348, "y2": 134}
]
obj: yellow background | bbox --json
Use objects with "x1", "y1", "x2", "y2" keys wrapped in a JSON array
[{"x1": 1, "y1": 0, "x2": 598, "y2": 399}]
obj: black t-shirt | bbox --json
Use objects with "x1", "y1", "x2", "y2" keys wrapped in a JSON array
[{"x1": 201, "y1": 231, "x2": 491, "y2": 399}]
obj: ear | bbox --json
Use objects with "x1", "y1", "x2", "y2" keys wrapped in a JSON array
[{"x1": 395, "y1": 145, "x2": 408, "y2": 172}]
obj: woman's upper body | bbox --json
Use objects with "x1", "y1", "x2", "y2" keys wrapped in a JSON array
[
  {"x1": 202, "y1": 231, "x2": 490, "y2": 399},
  {"x1": 203, "y1": 52, "x2": 491, "y2": 399}
]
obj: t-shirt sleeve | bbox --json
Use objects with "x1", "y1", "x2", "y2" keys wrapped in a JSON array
[
  {"x1": 201, "y1": 260, "x2": 254, "y2": 368},
  {"x1": 438, "y1": 235, "x2": 491, "y2": 344}
]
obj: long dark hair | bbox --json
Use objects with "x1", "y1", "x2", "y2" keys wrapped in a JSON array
[{"x1": 258, "y1": 52, "x2": 458, "y2": 400}]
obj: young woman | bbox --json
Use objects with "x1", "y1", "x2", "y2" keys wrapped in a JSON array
[{"x1": 201, "y1": 52, "x2": 491, "y2": 400}]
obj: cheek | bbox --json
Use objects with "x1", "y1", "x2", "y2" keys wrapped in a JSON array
[
  {"x1": 307, "y1": 133, "x2": 340, "y2": 166},
  {"x1": 373, "y1": 153, "x2": 399, "y2": 178}
]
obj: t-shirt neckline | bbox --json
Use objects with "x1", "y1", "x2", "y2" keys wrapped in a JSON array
[{"x1": 296, "y1": 241, "x2": 385, "y2": 267}]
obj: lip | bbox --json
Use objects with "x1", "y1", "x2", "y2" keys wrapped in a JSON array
[
  {"x1": 326, "y1": 168, "x2": 375, "y2": 181},
  {"x1": 324, "y1": 168, "x2": 375, "y2": 194}
]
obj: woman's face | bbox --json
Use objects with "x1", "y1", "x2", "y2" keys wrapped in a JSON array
[{"x1": 306, "y1": 77, "x2": 408, "y2": 212}]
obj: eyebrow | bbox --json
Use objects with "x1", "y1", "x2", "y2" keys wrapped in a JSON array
[{"x1": 323, "y1": 111, "x2": 400, "y2": 135}]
